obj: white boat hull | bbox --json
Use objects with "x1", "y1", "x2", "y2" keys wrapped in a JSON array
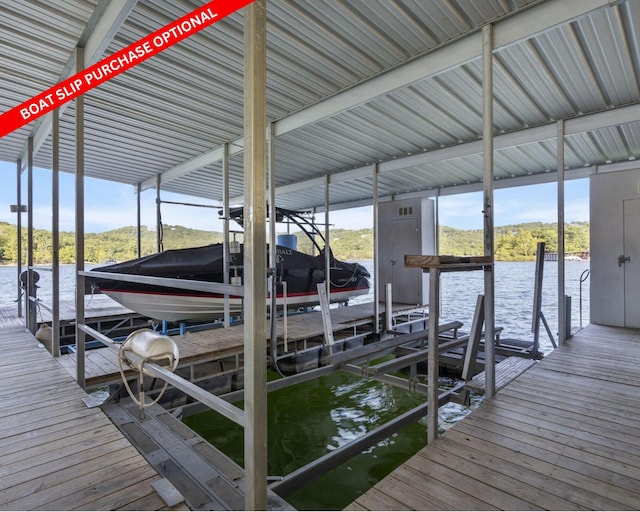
[{"x1": 103, "y1": 287, "x2": 368, "y2": 323}]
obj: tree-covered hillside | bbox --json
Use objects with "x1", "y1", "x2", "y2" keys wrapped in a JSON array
[
  {"x1": 441, "y1": 221, "x2": 589, "y2": 261},
  {"x1": 0, "y1": 223, "x2": 223, "y2": 265},
  {"x1": 0, "y1": 221, "x2": 588, "y2": 265}
]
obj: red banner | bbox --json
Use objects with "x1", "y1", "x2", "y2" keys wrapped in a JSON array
[{"x1": 0, "y1": 0, "x2": 253, "y2": 138}]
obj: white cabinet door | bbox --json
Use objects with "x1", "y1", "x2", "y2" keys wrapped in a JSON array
[
  {"x1": 590, "y1": 169, "x2": 640, "y2": 326},
  {"x1": 623, "y1": 198, "x2": 640, "y2": 327}
]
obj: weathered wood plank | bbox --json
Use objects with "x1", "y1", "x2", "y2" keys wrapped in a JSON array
[
  {"x1": 0, "y1": 412, "x2": 111, "y2": 455},
  {"x1": 418, "y1": 443, "x2": 584, "y2": 510},
  {"x1": 0, "y1": 444, "x2": 134, "y2": 504},
  {"x1": 52, "y1": 300, "x2": 412, "y2": 388},
  {"x1": 391, "y1": 464, "x2": 497, "y2": 510},
  {"x1": 441, "y1": 428, "x2": 637, "y2": 510},
  {"x1": 401, "y1": 449, "x2": 535, "y2": 511},
  {"x1": 466, "y1": 401, "x2": 640, "y2": 471},
  {"x1": 0, "y1": 441, "x2": 132, "y2": 498},
  {"x1": 404, "y1": 254, "x2": 493, "y2": 268},
  {"x1": 454, "y1": 417, "x2": 640, "y2": 496},
  {"x1": 373, "y1": 472, "x2": 465, "y2": 510},
  {"x1": 0, "y1": 326, "x2": 180, "y2": 510},
  {"x1": 465, "y1": 356, "x2": 536, "y2": 393},
  {"x1": 7, "y1": 458, "x2": 159, "y2": 510},
  {"x1": 348, "y1": 485, "x2": 414, "y2": 511},
  {"x1": 487, "y1": 394, "x2": 640, "y2": 452}
]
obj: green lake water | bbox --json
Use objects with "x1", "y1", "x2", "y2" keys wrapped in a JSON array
[{"x1": 184, "y1": 370, "x2": 477, "y2": 510}]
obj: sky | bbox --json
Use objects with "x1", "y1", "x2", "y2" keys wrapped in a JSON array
[{"x1": 0, "y1": 160, "x2": 590, "y2": 233}]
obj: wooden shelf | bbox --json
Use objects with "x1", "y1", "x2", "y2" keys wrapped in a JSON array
[{"x1": 404, "y1": 254, "x2": 493, "y2": 271}]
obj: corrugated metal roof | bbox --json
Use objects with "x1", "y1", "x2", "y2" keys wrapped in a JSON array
[{"x1": 1, "y1": 0, "x2": 639, "y2": 212}]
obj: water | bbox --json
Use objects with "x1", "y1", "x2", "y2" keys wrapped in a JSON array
[
  {"x1": 350, "y1": 260, "x2": 590, "y2": 354},
  {"x1": 441, "y1": 260, "x2": 591, "y2": 353},
  {"x1": 182, "y1": 261, "x2": 590, "y2": 510},
  {"x1": 0, "y1": 264, "x2": 89, "y2": 304},
  {"x1": 0, "y1": 262, "x2": 591, "y2": 344},
  {"x1": 0, "y1": 260, "x2": 590, "y2": 509},
  {"x1": 184, "y1": 371, "x2": 478, "y2": 511}
]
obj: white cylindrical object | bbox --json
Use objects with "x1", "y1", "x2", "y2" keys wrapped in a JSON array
[{"x1": 121, "y1": 329, "x2": 179, "y2": 375}]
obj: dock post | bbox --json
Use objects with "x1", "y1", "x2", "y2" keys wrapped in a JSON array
[
  {"x1": 27, "y1": 137, "x2": 36, "y2": 334},
  {"x1": 15, "y1": 158, "x2": 23, "y2": 319},
  {"x1": 74, "y1": 45, "x2": 86, "y2": 388},
  {"x1": 482, "y1": 23, "x2": 496, "y2": 398},
  {"x1": 385, "y1": 283, "x2": 393, "y2": 331},
  {"x1": 52, "y1": 107, "x2": 60, "y2": 357},
  {"x1": 243, "y1": 1, "x2": 268, "y2": 508},
  {"x1": 222, "y1": 142, "x2": 231, "y2": 328},
  {"x1": 427, "y1": 267, "x2": 439, "y2": 443},
  {"x1": 557, "y1": 120, "x2": 566, "y2": 345}
]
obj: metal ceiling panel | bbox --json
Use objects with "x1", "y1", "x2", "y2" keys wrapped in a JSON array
[{"x1": 1, "y1": 0, "x2": 639, "y2": 215}]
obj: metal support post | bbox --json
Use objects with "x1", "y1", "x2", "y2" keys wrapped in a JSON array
[
  {"x1": 27, "y1": 137, "x2": 37, "y2": 334},
  {"x1": 373, "y1": 164, "x2": 380, "y2": 334},
  {"x1": 557, "y1": 120, "x2": 566, "y2": 344},
  {"x1": 15, "y1": 158, "x2": 23, "y2": 318},
  {"x1": 435, "y1": 189, "x2": 440, "y2": 255},
  {"x1": 75, "y1": 46, "x2": 86, "y2": 388},
  {"x1": 268, "y1": 123, "x2": 279, "y2": 367},
  {"x1": 136, "y1": 182, "x2": 142, "y2": 258},
  {"x1": 155, "y1": 175, "x2": 162, "y2": 252},
  {"x1": 427, "y1": 267, "x2": 439, "y2": 443},
  {"x1": 52, "y1": 108, "x2": 61, "y2": 356},
  {"x1": 482, "y1": 24, "x2": 496, "y2": 398},
  {"x1": 243, "y1": 1, "x2": 267, "y2": 508},
  {"x1": 385, "y1": 283, "x2": 393, "y2": 332},
  {"x1": 222, "y1": 142, "x2": 231, "y2": 328},
  {"x1": 324, "y1": 175, "x2": 330, "y2": 295}
]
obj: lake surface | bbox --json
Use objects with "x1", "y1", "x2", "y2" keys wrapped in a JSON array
[
  {"x1": 0, "y1": 260, "x2": 590, "y2": 351},
  {"x1": 352, "y1": 259, "x2": 590, "y2": 353},
  {"x1": 0, "y1": 260, "x2": 590, "y2": 509}
]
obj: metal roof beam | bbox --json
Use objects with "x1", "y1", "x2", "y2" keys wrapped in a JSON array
[
  {"x1": 142, "y1": 0, "x2": 610, "y2": 192},
  {"x1": 315, "y1": 157, "x2": 640, "y2": 214},
  {"x1": 233, "y1": 103, "x2": 640, "y2": 203},
  {"x1": 313, "y1": 166, "x2": 595, "y2": 214},
  {"x1": 18, "y1": 0, "x2": 138, "y2": 169},
  {"x1": 307, "y1": 157, "x2": 640, "y2": 214}
]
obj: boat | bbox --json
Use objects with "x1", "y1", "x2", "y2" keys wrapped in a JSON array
[{"x1": 86, "y1": 208, "x2": 370, "y2": 322}]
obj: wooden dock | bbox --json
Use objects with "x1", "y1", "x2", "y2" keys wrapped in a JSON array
[
  {"x1": 347, "y1": 323, "x2": 640, "y2": 510},
  {"x1": 55, "y1": 301, "x2": 420, "y2": 389},
  {"x1": 0, "y1": 294, "x2": 138, "y2": 327},
  {"x1": 0, "y1": 326, "x2": 184, "y2": 511}
]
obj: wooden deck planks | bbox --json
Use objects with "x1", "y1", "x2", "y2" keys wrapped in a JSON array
[
  {"x1": 348, "y1": 324, "x2": 640, "y2": 510},
  {"x1": 56, "y1": 301, "x2": 402, "y2": 388},
  {"x1": 465, "y1": 356, "x2": 537, "y2": 393},
  {"x1": 0, "y1": 295, "x2": 138, "y2": 330},
  {"x1": 0, "y1": 327, "x2": 184, "y2": 511}
]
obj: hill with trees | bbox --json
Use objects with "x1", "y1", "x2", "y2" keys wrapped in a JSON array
[{"x1": 0, "y1": 221, "x2": 588, "y2": 265}]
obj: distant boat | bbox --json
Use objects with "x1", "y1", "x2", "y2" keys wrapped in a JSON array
[{"x1": 86, "y1": 208, "x2": 370, "y2": 322}]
